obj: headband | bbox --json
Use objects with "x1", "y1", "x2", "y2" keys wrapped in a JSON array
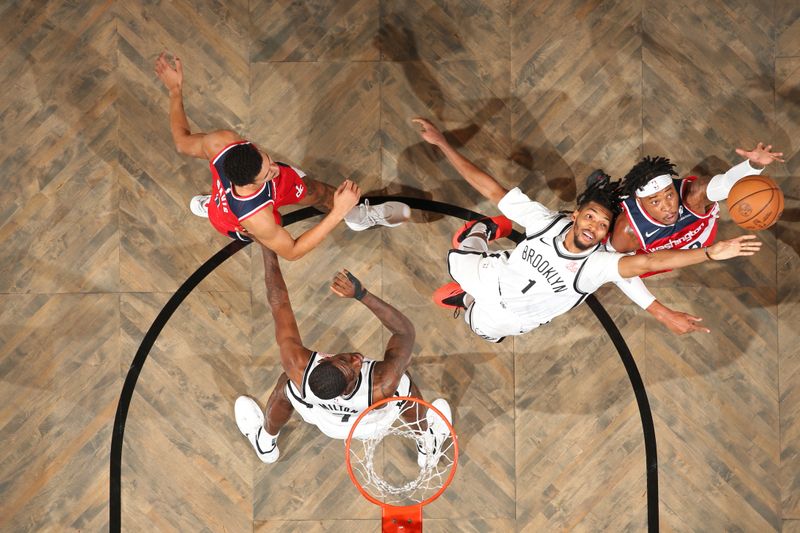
[{"x1": 635, "y1": 174, "x2": 672, "y2": 197}]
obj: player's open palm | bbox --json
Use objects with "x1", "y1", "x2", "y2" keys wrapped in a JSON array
[
  {"x1": 707, "y1": 235, "x2": 762, "y2": 260},
  {"x1": 412, "y1": 118, "x2": 446, "y2": 147},
  {"x1": 331, "y1": 270, "x2": 357, "y2": 298},
  {"x1": 155, "y1": 51, "x2": 183, "y2": 93},
  {"x1": 735, "y1": 142, "x2": 784, "y2": 167},
  {"x1": 332, "y1": 179, "x2": 361, "y2": 217}
]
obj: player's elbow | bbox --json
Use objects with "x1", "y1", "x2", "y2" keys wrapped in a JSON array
[
  {"x1": 174, "y1": 139, "x2": 193, "y2": 156},
  {"x1": 399, "y1": 318, "x2": 415, "y2": 339},
  {"x1": 281, "y1": 247, "x2": 307, "y2": 261}
]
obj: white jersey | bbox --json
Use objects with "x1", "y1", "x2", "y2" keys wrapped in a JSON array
[
  {"x1": 285, "y1": 351, "x2": 411, "y2": 440},
  {"x1": 453, "y1": 188, "x2": 625, "y2": 336}
]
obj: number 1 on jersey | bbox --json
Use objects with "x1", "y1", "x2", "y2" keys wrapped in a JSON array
[{"x1": 521, "y1": 279, "x2": 536, "y2": 294}]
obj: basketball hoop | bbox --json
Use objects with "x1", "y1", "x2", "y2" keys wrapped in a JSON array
[{"x1": 345, "y1": 396, "x2": 458, "y2": 532}]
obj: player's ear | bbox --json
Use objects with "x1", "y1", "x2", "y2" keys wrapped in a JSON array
[{"x1": 570, "y1": 208, "x2": 579, "y2": 222}]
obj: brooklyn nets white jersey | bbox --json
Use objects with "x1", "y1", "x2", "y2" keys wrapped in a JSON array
[
  {"x1": 285, "y1": 351, "x2": 411, "y2": 440},
  {"x1": 448, "y1": 188, "x2": 626, "y2": 340}
]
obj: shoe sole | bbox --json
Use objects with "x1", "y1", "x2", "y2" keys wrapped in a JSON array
[
  {"x1": 432, "y1": 282, "x2": 466, "y2": 310},
  {"x1": 451, "y1": 215, "x2": 512, "y2": 249}
]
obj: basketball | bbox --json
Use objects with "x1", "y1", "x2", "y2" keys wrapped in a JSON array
[{"x1": 726, "y1": 175, "x2": 784, "y2": 230}]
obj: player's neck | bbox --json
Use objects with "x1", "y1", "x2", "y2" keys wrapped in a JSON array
[{"x1": 234, "y1": 175, "x2": 271, "y2": 195}]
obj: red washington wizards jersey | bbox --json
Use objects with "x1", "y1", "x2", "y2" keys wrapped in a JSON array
[
  {"x1": 621, "y1": 176, "x2": 719, "y2": 277},
  {"x1": 207, "y1": 141, "x2": 307, "y2": 241}
]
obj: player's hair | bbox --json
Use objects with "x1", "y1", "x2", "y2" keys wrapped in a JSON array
[
  {"x1": 575, "y1": 172, "x2": 623, "y2": 217},
  {"x1": 308, "y1": 361, "x2": 348, "y2": 400},
  {"x1": 619, "y1": 156, "x2": 677, "y2": 197},
  {"x1": 223, "y1": 143, "x2": 264, "y2": 186}
]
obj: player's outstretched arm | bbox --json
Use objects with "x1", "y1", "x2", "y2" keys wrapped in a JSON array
[
  {"x1": 613, "y1": 275, "x2": 710, "y2": 334},
  {"x1": 155, "y1": 51, "x2": 241, "y2": 159},
  {"x1": 330, "y1": 270, "x2": 415, "y2": 401},
  {"x1": 244, "y1": 180, "x2": 361, "y2": 261},
  {"x1": 262, "y1": 247, "x2": 311, "y2": 382},
  {"x1": 412, "y1": 117, "x2": 508, "y2": 205},
  {"x1": 686, "y1": 143, "x2": 785, "y2": 207},
  {"x1": 617, "y1": 235, "x2": 762, "y2": 278},
  {"x1": 646, "y1": 300, "x2": 710, "y2": 335}
]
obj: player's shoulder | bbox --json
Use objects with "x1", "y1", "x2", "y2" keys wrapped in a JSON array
[{"x1": 203, "y1": 130, "x2": 245, "y2": 159}]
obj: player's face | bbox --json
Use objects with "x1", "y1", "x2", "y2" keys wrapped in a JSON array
[
  {"x1": 570, "y1": 202, "x2": 612, "y2": 250},
  {"x1": 254, "y1": 148, "x2": 280, "y2": 185},
  {"x1": 639, "y1": 184, "x2": 679, "y2": 225}
]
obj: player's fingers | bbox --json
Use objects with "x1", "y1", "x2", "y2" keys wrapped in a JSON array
[
  {"x1": 687, "y1": 315, "x2": 703, "y2": 322},
  {"x1": 175, "y1": 56, "x2": 183, "y2": 73},
  {"x1": 330, "y1": 285, "x2": 345, "y2": 297}
]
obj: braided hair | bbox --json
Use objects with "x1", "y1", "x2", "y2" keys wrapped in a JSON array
[
  {"x1": 619, "y1": 156, "x2": 677, "y2": 197},
  {"x1": 575, "y1": 172, "x2": 623, "y2": 217}
]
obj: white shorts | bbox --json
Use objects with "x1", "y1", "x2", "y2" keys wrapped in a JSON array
[
  {"x1": 286, "y1": 374, "x2": 412, "y2": 440},
  {"x1": 448, "y1": 249, "x2": 538, "y2": 342}
]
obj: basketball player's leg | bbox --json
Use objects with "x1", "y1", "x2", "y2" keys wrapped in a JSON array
[
  {"x1": 234, "y1": 373, "x2": 293, "y2": 463},
  {"x1": 264, "y1": 374, "x2": 295, "y2": 435},
  {"x1": 399, "y1": 380, "x2": 428, "y2": 431},
  {"x1": 401, "y1": 380, "x2": 453, "y2": 468}
]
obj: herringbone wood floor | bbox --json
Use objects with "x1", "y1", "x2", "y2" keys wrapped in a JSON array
[{"x1": 1, "y1": 0, "x2": 798, "y2": 531}]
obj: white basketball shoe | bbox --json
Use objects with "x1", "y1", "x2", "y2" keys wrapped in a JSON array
[
  {"x1": 234, "y1": 396, "x2": 279, "y2": 464},
  {"x1": 416, "y1": 399, "x2": 452, "y2": 468},
  {"x1": 189, "y1": 195, "x2": 211, "y2": 218},
  {"x1": 344, "y1": 200, "x2": 411, "y2": 231}
]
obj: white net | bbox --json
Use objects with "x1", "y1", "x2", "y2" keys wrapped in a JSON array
[{"x1": 347, "y1": 399, "x2": 457, "y2": 506}]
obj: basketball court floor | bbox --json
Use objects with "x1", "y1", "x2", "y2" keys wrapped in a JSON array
[{"x1": 1, "y1": 1, "x2": 799, "y2": 531}]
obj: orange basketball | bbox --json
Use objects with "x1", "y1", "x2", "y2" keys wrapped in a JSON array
[{"x1": 726, "y1": 175, "x2": 784, "y2": 230}]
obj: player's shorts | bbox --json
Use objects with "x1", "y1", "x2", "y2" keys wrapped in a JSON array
[
  {"x1": 285, "y1": 374, "x2": 412, "y2": 440},
  {"x1": 447, "y1": 249, "x2": 539, "y2": 343}
]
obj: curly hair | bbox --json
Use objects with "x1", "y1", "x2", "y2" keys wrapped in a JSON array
[
  {"x1": 619, "y1": 156, "x2": 677, "y2": 197},
  {"x1": 308, "y1": 361, "x2": 348, "y2": 400},
  {"x1": 222, "y1": 143, "x2": 264, "y2": 186},
  {"x1": 575, "y1": 172, "x2": 623, "y2": 217}
]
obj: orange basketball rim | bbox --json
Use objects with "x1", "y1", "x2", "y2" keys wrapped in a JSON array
[{"x1": 345, "y1": 396, "x2": 459, "y2": 532}]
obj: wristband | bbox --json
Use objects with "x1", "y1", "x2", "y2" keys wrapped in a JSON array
[
  {"x1": 704, "y1": 247, "x2": 714, "y2": 261},
  {"x1": 346, "y1": 272, "x2": 368, "y2": 300}
]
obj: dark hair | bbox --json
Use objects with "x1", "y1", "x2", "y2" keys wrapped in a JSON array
[
  {"x1": 308, "y1": 361, "x2": 348, "y2": 400},
  {"x1": 222, "y1": 143, "x2": 263, "y2": 186},
  {"x1": 575, "y1": 172, "x2": 623, "y2": 217},
  {"x1": 619, "y1": 156, "x2": 677, "y2": 197}
]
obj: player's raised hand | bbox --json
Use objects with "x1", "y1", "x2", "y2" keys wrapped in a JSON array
[
  {"x1": 155, "y1": 51, "x2": 183, "y2": 94},
  {"x1": 332, "y1": 179, "x2": 361, "y2": 217},
  {"x1": 660, "y1": 309, "x2": 711, "y2": 335},
  {"x1": 412, "y1": 118, "x2": 447, "y2": 147},
  {"x1": 735, "y1": 142, "x2": 784, "y2": 168},
  {"x1": 706, "y1": 235, "x2": 762, "y2": 260},
  {"x1": 331, "y1": 270, "x2": 367, "y2": 300}
]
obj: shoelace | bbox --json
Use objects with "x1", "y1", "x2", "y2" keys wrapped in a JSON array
[{"x1": 359, "y1": 199, "x2": 388, "y2": 225}]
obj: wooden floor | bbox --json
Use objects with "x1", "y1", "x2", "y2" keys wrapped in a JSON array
[{"x1": 1, "y1": 0, "x2": 798, "y2": 531}]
